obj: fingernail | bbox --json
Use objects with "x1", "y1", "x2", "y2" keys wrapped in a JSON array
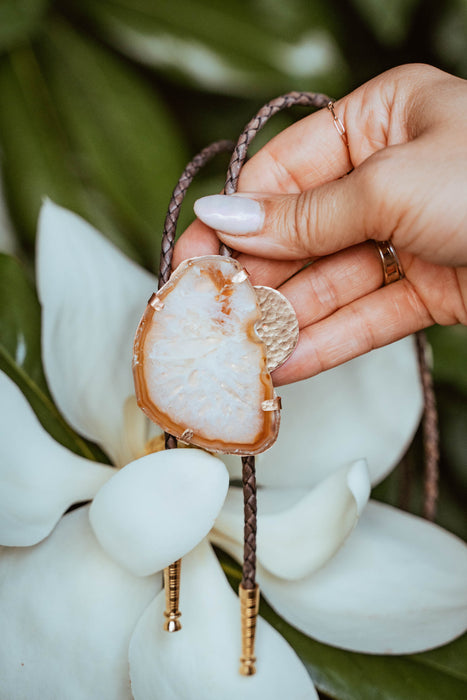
[{"x1": 194, "y1": 194, "x2": 264, "y2": 235}]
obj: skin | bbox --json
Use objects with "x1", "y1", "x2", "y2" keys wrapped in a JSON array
[{"x1": 174, "y1": 64, "x2": 467, "y2": 385}]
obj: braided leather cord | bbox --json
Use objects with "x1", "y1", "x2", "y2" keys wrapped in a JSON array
[
  {"x1": 220, "y1": 91, "x2": 332, "y2": 588},
  {"x1": 157, "y1": 139, "x2": 235, "y2": 451},
  {"x1": 416, "y1": 331, "x2": 439, "y2": 520},
  {"x1": 158, "y1": 139, "x2": 235, "y2": 290}
]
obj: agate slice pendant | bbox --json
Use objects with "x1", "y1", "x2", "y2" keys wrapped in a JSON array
[{"x1": 133, "y1": 255, "x2": 291, "y2": 455}]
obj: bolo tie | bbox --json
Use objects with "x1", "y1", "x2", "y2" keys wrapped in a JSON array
[{"x1": 132, "y1": 91, "x2": 439, "y2": 676}]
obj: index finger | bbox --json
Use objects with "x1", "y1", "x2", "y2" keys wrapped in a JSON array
[
  {"x1": 174, "y1": 98, "x2": 352, "y2": 272},
  {"x1": 236, "y1": 100, "x2": 352, "y2": 195},
  {"x1": 174, "y1": 67, "x2": 405, "y2": 272}
]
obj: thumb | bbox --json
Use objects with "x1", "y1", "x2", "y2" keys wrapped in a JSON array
[{"x1": 193, "y1": 158, "x2": 392, "y2": 260}]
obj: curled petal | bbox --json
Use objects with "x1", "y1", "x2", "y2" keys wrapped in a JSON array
[
  {"x1": 223, "y1": 338, "x2": 423, "y2": 488},
  {"x1": 37, "y1": 201, "x2": 156, "y2": 466},
  {"x1": 0, "y1": 371, "x2": 113, "y2": 546},
  {"x1": 214, "y1": 460, "x2": 370, "y2": 579},
  {"x1": 0, "y1": 506, "x2": 161, "y2": 699},
  {"x1": 90, "y1": 449, "x2": 229, "y2": 576},
  {"x1": 129, "y1": 540, "x2": 317, "y2": 699},
  {"x1": 216, "y1": 502, "x2": 467, "y2": 654}
]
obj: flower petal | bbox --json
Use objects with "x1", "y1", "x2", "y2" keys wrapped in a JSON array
[
  {"x1": 223, "y1": 338, "x2": 423, "y2": 487},
  {"x1": 0, "y1": 506, "x2": 161, "y2": 699},
  {"x1": 89, "y1": 449, "x2": 229, "y2": 576},
  {"x1": 0, "y1": 371, "x2": 113, "y2": 546},
  {"x1": 214, "y1": 460, "x2": 370, "y2": 580},
  {"x1": 214, "y1": 502, "x2": 467, "y2": 654},
  {"x1": 129, "y1": 540, "x2": 317, "y2": 699},
  {"x1": 37, "y1": 201, "x2": 156, "y2": 466}
]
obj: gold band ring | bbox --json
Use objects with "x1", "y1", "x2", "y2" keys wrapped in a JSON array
[
  {"x1": 327, "y1": 101, "x2": 349, "y2": 149},
  {"x1": 374, "y1": 240, "x2": 405, "y2": 285}
]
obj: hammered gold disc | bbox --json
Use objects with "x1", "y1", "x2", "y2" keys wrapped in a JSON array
[{"x1": 254, "y1": 286, "x2": 299, "y2": 371}]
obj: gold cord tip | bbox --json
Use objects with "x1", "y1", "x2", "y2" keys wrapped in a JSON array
[
  {"x1": 163, "y1": 560, "x2": 182, "y2": 633},
  {"x1": 239, "y1": 583, "x2": 260, "y2": 676},
  {"x1": 239, "y1": 658, "x2": 257, "y2": 676},
  {"x1": 163, "y1": 611, "x2": 182, "y2": 632}
]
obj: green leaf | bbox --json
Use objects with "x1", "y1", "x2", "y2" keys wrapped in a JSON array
[
  {"x1": 434, "y1": 0, "x2": 467, "y2": 79},
  {"x1": 0, "y1": 253, "x2": 107, "y2": 461},
  {"x1": 69, "y1": 0, "x2": 349, "y2": 97},
  {"x1": 37, "y1": 18, "x2": 187, "y2": 268},
  {"x1": 350, "y1": 0, "x2": 421, "y2": 46},
  {"x1": 0, "y1": 18, "x2": 187, "y2": 268},
  {"x1": 0, "y1": 0, "x2": 49, "y2": 53},
  {"x1": 426, "y1": 324, "x2": 467, "y2": 396},
  {"x1": 218, "y1": 549, "x2": 467, "y2": 699},
  {"x1": 0, "y1": 47, "x2": 137, "y2": 260}
]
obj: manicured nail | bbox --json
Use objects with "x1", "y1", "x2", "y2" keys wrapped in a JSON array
[{"x1": 194, "y1": 194, "x2": 264, "y2": 235}]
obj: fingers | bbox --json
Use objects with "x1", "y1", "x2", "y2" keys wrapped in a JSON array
[
  {"x1": 193, "y1": 151, "x2": 395, "y2": 260},
  {"x1": 172, "y1": 219, "x2": 219, "y2": 268},
  {"x1": 172, "y1": 216, "x2": 309, "y2": 288},
  {"x1": 272, "y1": 279, "x2": 433, "y2": 386},
  {"x1": 175, "y1": 80, "x2": 354, "y2": 268},
  {"x1": 278, "y1": 242, "x2": 384, "y2": 327},
  {"x1": 176, "y1": 65, "x2": 451, "y2": 267},
  {"x1": 236, "y1": 102, "x2": 352, "y2": 194},
  {"x1": 173, "y1": 99, "x2": 352, "y2": 269},
  {"x1": 233, "y1": 64, "x2": 439, "y2": 193}
]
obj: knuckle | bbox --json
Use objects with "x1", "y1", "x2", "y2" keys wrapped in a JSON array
[
  {"x1": 356, "y1": 153, "x2": 394, "y2": 235},
  {"x1": 276, "y1": 191, "x2": 315, "y2": 255}
]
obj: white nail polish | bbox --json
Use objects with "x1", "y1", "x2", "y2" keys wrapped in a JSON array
[{"x1": 194, "y1": 194, "x2": 264, "y2": 235}]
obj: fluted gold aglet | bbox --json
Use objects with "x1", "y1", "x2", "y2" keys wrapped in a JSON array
[
  {"x1": 163, "y1": 560, "x2": 182, "y2": 632},
  {"x1": 239, "y1": 583, "x2": 260, "y2": 676}
]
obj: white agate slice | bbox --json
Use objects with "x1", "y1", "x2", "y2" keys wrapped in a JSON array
[
  {"x1": 133, "y1": 256, "x2": 280, "y2": 454},
  {"x1": 129, "y1": 540, "x2": 317, "y2": 700},
  {"x1": 89, "y1": 449, "x2": 229, "y2": 576}
]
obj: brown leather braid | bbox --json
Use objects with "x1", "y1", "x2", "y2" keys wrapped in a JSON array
[
  {"x1": 241, "y1": 455, "x2": 257, "y2": 588},
  {"x1": 220, "y1": 91, "x2": 332, "y2": 588},
  {"x1": 416, "y1": 331, "x2": 439, "y2": 520},
  {"x1": 158, "y1": 139, "x2": 235, "y2": 451},
  {"x1": 158, "y1": 139, "x2": 235, "y2": 290}
]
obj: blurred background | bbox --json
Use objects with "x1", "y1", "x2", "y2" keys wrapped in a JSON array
[
  {"x1": 1, "y1": 0, "x2": 465, "y2": 535},
  {"x1": 0, "y1": 2, "x2": 466, "y2": 696}
]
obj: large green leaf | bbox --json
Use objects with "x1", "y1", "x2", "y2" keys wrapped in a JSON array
[
  {"x1": 434, "y1": 0, "x2": 467, "y2": 78},
  {"x1": 68, "y1": 0, "x2": 348, "y2": 97},
  {"x1": 0, "y1": 0, "x2": 49, "y2": 53},
  {"x1": 0, "y1": 18, "x2": 186, "y2": 268},
  {"x1": 350, "y1": 0, "x2": 421, "y2": 46},
  {"x1": 426, "y1": 324, "x2": 467, "y2": 396},
  {"x1": 0, "y1": 253, "x2": 106, "y2": 461},
  {"x1": 0, "y1": 47, "x2": 137, "y2": 260},
  {"x1": 37, "y1": 18, "x2": 187, "y2": 268},
  {"x1": 218, "y1": 549, "x2": 467, "y2": 699}
]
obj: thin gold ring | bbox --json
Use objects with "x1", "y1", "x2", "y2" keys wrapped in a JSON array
[
  {"x1": 327, "y1": 101, "x2": 349, "y2": 149},
  {"x1": 373, "y1": 240, "x2": 405, "y2": 285}
]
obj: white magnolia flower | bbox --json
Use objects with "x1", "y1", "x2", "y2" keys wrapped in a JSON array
[{"x1": 0, "y1": 202, "x2": 466, "y2": 700}]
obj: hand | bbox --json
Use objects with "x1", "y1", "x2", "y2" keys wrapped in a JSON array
[{"x1": 174, "y1": 64, "x2": 467, "y2": 385}]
